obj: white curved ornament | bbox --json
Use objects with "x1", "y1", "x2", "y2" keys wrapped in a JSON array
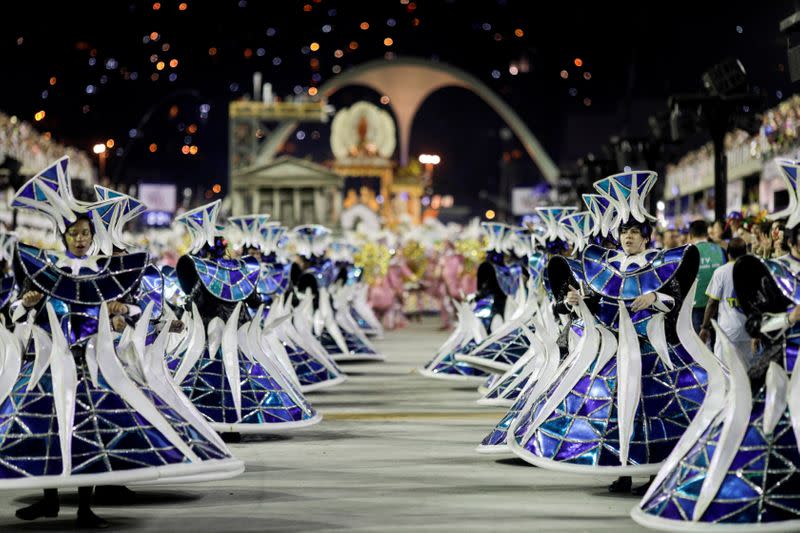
[
  {"x1": 45, "y1": 302, "x2": 78, "y2": 476},
  {"x1": 616, "y1": 302, "x2": 642, "y2": 466},
  {"x1": 173, "y1": 303, "x2": 206, "y2": 384},
  {"x1": 221, "y1": 303, "x2": 243, "y2": 421},
  {"x1": 645, "y1": 312, "x2": 674, "y2": 370},
  {"x1": 692, "y1": 321, "x2": 753, "y2": 522},
  {"x1": 524, "y1": 300, "x2": 599, "y2": 441},
  {"x1": 763, "y1": 362, "x2": 788, "y2": 435},
  {"x1": 0, "y1": 325, "x2": 21, "y2": 408},
  {"x1": 641, "y1": 281, "x2": 728, "y2": 504},
  {"x1": 95, "y1": 302, "x2": 199, "y2": 463}
]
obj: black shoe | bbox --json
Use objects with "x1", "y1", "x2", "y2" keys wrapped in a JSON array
[
  {"x1": 76, "y1": 508, "x2": 110, "y2": 529},
  {"x1": 221, "y1": 432, "x2": 242, "y2": 443},
  {"x1": 93, "y1": 485, "x2": 137, "y2": 504},
  {"x1": 15, "y1": 499, "x2": 60, "y2": 521},
  {"x1": 631, "y1": 476, "x2": 655, "y2": 496},
  {"x1": 608, "y1": 476, "x2": 632, "y2": 493}
]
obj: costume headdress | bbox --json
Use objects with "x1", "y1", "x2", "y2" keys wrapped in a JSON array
[
  {"x1": 292, "y1": 224, "x2": 331, "y2": 258},
  {"x1": 480, "y1": 222, "x2": 515, "y2": 253},
  {"x1": 259, "y1": 221, "x2": 287, "y2": 255},
  {"x1": 228, "y1": 214, "x2": 271, "y2": 249},
  {"x1": 593, "y1": 171, "x2": 657, "y2": 236},
  {"x1": 559, "y1": 211, "x2": 594, "y2": 252},
  {"x1": 582, "y1": 193, "x2": 619, "y2": 238},
  {"x1": 174, "y1": 199, "x2": 222, "y2": 254},
  {"x1": 93, "y1": 185, "x2": 147, "y2": 252},
  {"x1": 535, "y1": 207, "x2": 578, "y2": 243},
  {"x1": 11, "y1": 157, "x2": 143, "y2": 255}
]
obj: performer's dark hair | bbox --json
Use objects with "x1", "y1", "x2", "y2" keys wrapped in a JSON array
[
  {"x1": 688, "y1": 219, "x2": 708, "y2": 238},
  {"x1": 619, "y1": 220, "x2": 653, "y2": 243},
  {"x1": 785, "y1": 224, "x2": 800, "y2": 251},
  {"x1": 200, "y1": 235, "x2": 228, "y2": 259},
  {"x1": 727, "y1": 237, "x2": 747, "y2": 260}
]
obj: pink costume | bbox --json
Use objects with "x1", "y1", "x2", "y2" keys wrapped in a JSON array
[{"x1": 435, "y1": 250, "x2": 465, "y2": 329}]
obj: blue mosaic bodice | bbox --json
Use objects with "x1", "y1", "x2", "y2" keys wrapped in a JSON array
[
  {"x1": 527, "y1": 252, "x2": 547, "y2": 286},
  {"x1": 582, "y1": 244, "x2": 689, "y2": 301},
  {"x1": 183, "y1": 255, "x2": 260, "y2": 302},
  {"x1": 577, "y1": 244, "x2": 693, "y2": 333},
  {"x1": 136, "y1": 264, "x2": 164, "y2": 321},
  {"x1": 257, "y1": 260, "x2": 292, "y2": 298},
  {"x1": 305, "y1": 258, "x2": 336, "y2": 289},
  {"x1": 14, "y1": 245, "x2": 147, "y2": 348},
  {"x1": 493, "y1": 263, "x2": 522, "y2": 297}
]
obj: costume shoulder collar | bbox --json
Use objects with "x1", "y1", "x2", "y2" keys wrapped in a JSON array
[
  {"x1": 16, "y1": 243, "x2": 147, "y2": 304},
  {"x1": 189, "y1": 255, "x2": 260, "y2": 302},
  {"x1": 581, "y1": 243, "x2": 691, "y2": 300}
]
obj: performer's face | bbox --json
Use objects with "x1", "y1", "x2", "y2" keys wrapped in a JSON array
[
  {"x1": 620, "y1": 226, "x2": 646, "y2": 255},
  {"x1": 65, "y1": 219, "x2": 93, "y2": 256}
]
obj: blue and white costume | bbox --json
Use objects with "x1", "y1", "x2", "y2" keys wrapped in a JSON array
[
  {"x1": 291, "y1": 225, "x2": 384, "y2": 363},
  {"x1": 507, "y1": 171, "x2": 709, "y2": 474},
  {"x1": 0, "y1": 158, "x2": 242, "y2": 490},
  {"x1": 420, "y1": 223, "x2": 526, "y2": 381},
  {"x1": 170, "y1": 202, "x2": 320, "y2": 433},
  {"x1": 633, "y1": 160, "x2": 800, "y2": 531}
]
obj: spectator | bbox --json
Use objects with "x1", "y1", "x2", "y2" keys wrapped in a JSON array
[
  {"x1": 688, "y1": 220, "x2": 726, "y2": 333},
  {"x1": 708, "y1": 219, "x2": 729, "y2": 250},
  {"x1": 778, "y1": 223, "x2": 800, "y2": 274},
  {"x1": 700, "y1": 238, "x2": 752, "y2": 365},
  {"x1": 662, "y1": 228, "x2": 681, "y2": 249},
  {"x1": 752, "y1": 221, "x2": 774, "y2": 258},
  {"x1": 771, "y1": 220, "x2": 787, "y2": 258}
]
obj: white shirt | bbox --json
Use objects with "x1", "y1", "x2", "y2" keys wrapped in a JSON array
[{"x1": 705, "y1": 262, "x2": 750, "y2": 343}]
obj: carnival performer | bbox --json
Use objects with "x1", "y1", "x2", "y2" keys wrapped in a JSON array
[
  {"x1": 477, "y1": 207, "x2": 586, "y2": 453},
  {"x1": 172, "y1": 201, "x2": 320, "y2": 437},
  {"x1": 2, "y1": 158, "x2": 242, "y2": 528},
  {"x1": 342, "y1": 237, "x2": 385, "y2": 339},
  {"x1": 632, "y1": 159, "x2": 800, "y2": 530},
  {"x1": 458, "y1": 210, "x2": 576, "y2": 379},
  {"x1": 420, "y1": 222, "x2": 523, "y2": 381},
  {"x1": 95, "y1": 186, "x2": 241, "y2": 502},
  {"x1": 434, "y1": 239, "x2": 464, "y2": 331},
  {"x1": 328, "y1": 239, "x2": 382, "y2": 343},
  {"x1": 353, "y1": 239, "x2": 392, "y2": 337},
  {"x1": 508, "y1": 171, "x2": 708, "y2": 495},
  {"x1": 291, "y1": 224, "x2": 384, "y2": 362},
  {"x1": 230, "y1": 216, "x2": 346, "y2": 391}
]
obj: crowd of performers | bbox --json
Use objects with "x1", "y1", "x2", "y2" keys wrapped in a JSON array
[
  {"x1": 8, "y1": 155, "x2": 800, "y2": 530},
  {"x1": 421, "y1": 162, "x2": 800, "y2": 531},
  {"x1": 0, "y1": 156, "x2": 388, "y2": 527}
]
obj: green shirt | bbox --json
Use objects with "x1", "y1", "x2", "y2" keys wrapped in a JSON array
[{"x1": 692, "y1": 241, "x2": 726, "y2": 308}]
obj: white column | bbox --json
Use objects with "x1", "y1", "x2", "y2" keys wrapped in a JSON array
[
  {"x1": 313, "y1": 187, "x2": 323, "y2": 223},
  {"x1": 293, "y1": 187, "x2": 301, "y2": 225},
  {"x1": 272, "y1": 188, "x2": 280, "y2": 220},
  {"x1": 250, "y1": 186, "x2": 260, "y2": 214}
]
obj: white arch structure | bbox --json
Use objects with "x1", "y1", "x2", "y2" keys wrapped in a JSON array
[{"x1": 258, "y1": 57, "x2": 559, "y2": 184}]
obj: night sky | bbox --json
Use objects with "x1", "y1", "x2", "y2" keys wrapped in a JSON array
[{"x1": 2, "y1": 0, "x2": 797, "y2": 216}]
